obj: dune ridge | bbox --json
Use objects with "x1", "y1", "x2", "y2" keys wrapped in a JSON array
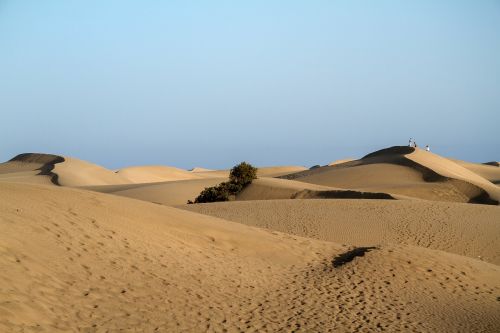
[
  {"x1": 0, "y1": 153, "x2": 64, "y2": 185},
  {"x1": 116, "y1": 165, "x2": 202, "y2": 183},
  {"x1": 280, "y1": 146, "x2": 499, "y2": 205}
]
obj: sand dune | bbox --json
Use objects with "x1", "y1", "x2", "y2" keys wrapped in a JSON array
[
  {"x1": 406, "y1": 148, "x2": 499, "y2": 202},
  {"x1": 0, "y1": 153, "x2": 130, "y2": 187},
  {"x1": 182, "y1": 199, "x2": 500, "y2": 265},
  {"x1": 328, "y1": 158, "x2": 355, "y2": 166},
  {"x1": 281, "y1": 146, "x2": 499, "y2": 205},
  {"x1": 237, "y1": 177, "x2": 396, "y2": 201},
  {"x1": 257, "y1": 166, "x2": 308, "y2": 177},
  {"x1": 1, "y1": 182, "x2": 499, "y2": 332},
  {"x1": 190, "y1": 165, "x2": 308, "y2": 179},
  {"x1": 0, "y1": 153, "x2": 64, "y2": 185},
  {"x1": 116, "y1": 165, "x2": 202, "y2": 183},
  {"x1": 189, "y1": 167, "x2": 214, "y2": 172},
  {"x1": 86, "y1": 177, "x2": 228, "y2": 205},
  {"x1": 52, "y1": 157, "x2": 131, "y2": 187},
  {"x1": 449, "y1": 158, "x2": 500, "y2": 185},
  {"x1": 236, "y1": 177, "x2": 338, "y2": 201}
]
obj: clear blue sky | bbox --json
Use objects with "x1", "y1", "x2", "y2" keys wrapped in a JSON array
[{"x1": 1, "y1": 0, "x2": 499, "y2": 169}]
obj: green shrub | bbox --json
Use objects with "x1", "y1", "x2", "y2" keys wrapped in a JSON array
[
  {"x1": 229, "y1": 162, "x2": 257, "y2": 186},
  {"x1": 194, "y1": 184, "x2": 231, "y2": 203},
  {"x1": 190, "y1": 162, "x2": 257, "y2": 204}
]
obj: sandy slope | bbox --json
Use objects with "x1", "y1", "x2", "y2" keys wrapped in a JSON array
[
  {"x1": 236, "y1": 177, "x2": 339, "y2": 201},
  {"x1": 1, "y1": 183, "x2": 499, "y2": 332},
  {"x1": 53, "y1": 157, "x2": 131, "y2": 186},
  {"x1": 0, "y1": 154, "x2": 130, "y2": 187},
  {"x1": 3, "y1": 148, "x2": 496, "y2": 205},
  {"x1": 449, "y1": 158, "x2": 500, "y2": 185},
  {"x1": 191, "y1": 166, "x2": 307, "y2": 179},
  {"x1": 282, "y1": 147, "x2": 499, "y2": 204},
  {"x1": 182, "y1": 199, "x2": 500, "y2": 265},
  {"x1": 0, "y1": 154, "x2": 62, "y2": 185},
  {"x1": 85, "y1": 177, "x2": 228, "y2": 205},
  {"x1": 116, "y1": 165, "x2": 202, "y2": 183},
  {"x1": 236, "y1": 177, "x2": 398, "y2": 201},
  {"x1": 328, "y1": 158, "x2": 354, "y2": 166},
  {"x1": 257, "y1": 166, "x2": 308, "y2": 177},
  {"x1": 406, "y1": 149, "x2": 500, "y2": 202}
]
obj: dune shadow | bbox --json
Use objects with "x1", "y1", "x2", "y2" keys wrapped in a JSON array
[
  {"x1": 9, "y1": 153, "x2": 65, "y2": 185},
  {"x1": 333, "y1": 247, "x2": 378, "y2": 268},
  {"x1": 293, "y1": 189, "x2": 395, "y2": 200}
]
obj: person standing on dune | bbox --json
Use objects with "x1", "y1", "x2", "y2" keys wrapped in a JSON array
[
  {"x1": 426, "y1": 145, "x2": 430, "y2": 152},
  {"x1": 409, "y1": 138, "x2": 413, "y2": 147}
]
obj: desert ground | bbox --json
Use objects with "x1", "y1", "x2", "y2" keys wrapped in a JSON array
[{"x1": 1, "y1": 146, "x2": 499, "y2": 332}]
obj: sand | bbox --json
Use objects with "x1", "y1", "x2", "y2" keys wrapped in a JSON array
[
  {"x1": 85, "y1": 177, "x2": 228, "y2": 206},
  {"x1": 449, "y1": 158, "x2": 500, "y2": 184},
  {"x1": 1, "y1": 183, "x2": 499, "y2": 332},
  {"x1": 1, "y1": 146, "x2": 500, "y2": 332},
  {"x1": 182, "y1": 199, "x2": 500, "y2": 265},
  {"x1": 280, "y1": 147, "x2": 499, "y2": 204},
  {"x1": 116, "y1": 165, "x2": 203, "y2": 183}
]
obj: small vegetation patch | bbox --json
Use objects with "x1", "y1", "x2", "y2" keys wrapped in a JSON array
[
  {"x1": 189, "y1": 162, "x2": 257, "y2": 204},
  {"x1": 333, "y1": 247, "x2": 378, "y2": 268}
]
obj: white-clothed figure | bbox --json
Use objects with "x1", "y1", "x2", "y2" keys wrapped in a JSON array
[
  {"x1": 426, "y1": 145, "x2": 430, "y2": 152},
  {"x1": 409, "y1": 138, "x2": 413, "y2": 147}
]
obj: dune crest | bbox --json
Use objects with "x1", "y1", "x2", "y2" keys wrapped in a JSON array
[
  {"x1": 280, "y1": 146, "x2": 499, "y2": 205},
  {"x1": 116, "y1": 165, "x2": 202, "y2": 183},
  {"x1": 0, "y1": 153, "x2": 65, "y2": 185}
]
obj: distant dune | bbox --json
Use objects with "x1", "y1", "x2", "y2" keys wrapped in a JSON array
[
  {"x1": 0, "y1": 153, "x2": 130, "y2": 186},
  {"x1": 328, "y1": 158, "x2": 355, "y2": 166},
  {"x1": 2, "y1": 183, "x2": 499, "y2": 332},
  {"x1": 0, "y1": 153, "x2": 63, "y2": 185},
  {"x1": 279, "y1": 146, "x2": 499, "y2": 205},
  {"x1": 84, "y1": 177, "x2": 227, "y2": 206},
  {"x1": 449, "y1": 158, "x2": 500, "y2": 184},
  {"x1": 116, "y1": 165, "x2": 202, "y2": 183},
  {"x1": 1, "y1": 148, "x2": 497, "y2": 206}
]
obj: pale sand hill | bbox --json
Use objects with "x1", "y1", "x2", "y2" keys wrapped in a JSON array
[
  {"x1": 284, "y1": 162, "x2": 476, "y2": 203},
  {"x1": 256, "y1": 166, "x2": 308, "y2": 177},
  {"x1": 282, "y1": 146, "x2": 499, "y2": 205},
  {"x1": 52, "y1": 157, "x2": 131, "y2": 187},
  {"x1": 448, "y1": 158, "x2": 500, "y2": 185},
  {"x1": 116, "y1": 165, "x2": 202, "y2": 183},
  {"x1": 190, "y1": 167, "x2": 214, "y2": 172},
  {"x1": 236, "y1": 177, "x2": 339, "y2": 201},
  {"x1": 406, "y1": 149, "x2": 500, "y2": 202},
  {"x1": 237, "y1": 177, "x2": 397, "y2": 201},
  {"x1": 0, "y1": 153, "x2": 63, "y2": 185},
  {"x1": 86, "y1": 177, "x2": 228, "y2": 205},
  {"x1": 1, "y1": 183, "x2": 500, "y2": 332},
  {"x1": 182, "y1": 199, "x2": 500, "y2": 265},
  {"x1": 0, "y1": 153, "x2": 130, "y2": 187},
  {"x1": 191, "y1": 166, "x2": 308, "y2": 179},
  {"x1": 96, "y1": 176, "x2": 397, "y2": 206},
  {"x1": 328, "y1": 158, "x2": 355, "y2": 166}
]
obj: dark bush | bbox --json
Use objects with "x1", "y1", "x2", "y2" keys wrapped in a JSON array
[
  {"x1": 194, "y1": 184, "x2": 231, "y2": 203},
  {"x1": 190, "y1": 162, "x2": 257, "y2": 204},
  {"x1": 229, "y1": 162, "x2": 257, "y2": 186}
]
